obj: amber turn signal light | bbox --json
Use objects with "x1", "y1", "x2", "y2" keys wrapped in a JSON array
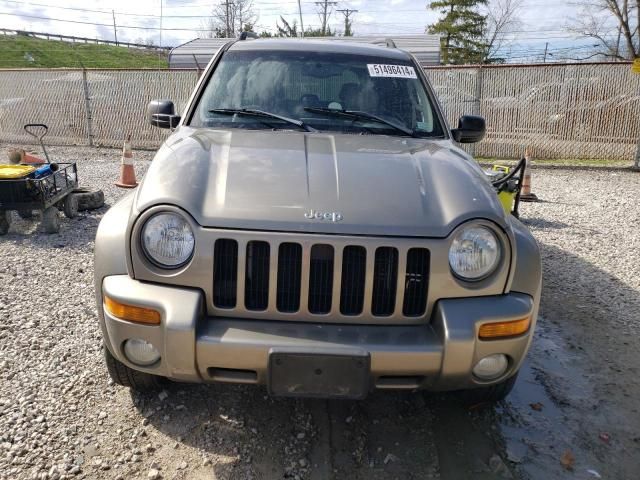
[
  {"x1": 104, "y1": 296, "x2": 161, "y2": 325},
  {"x1": 479, "y1": 317, "x2": 531, "y2": 340}
]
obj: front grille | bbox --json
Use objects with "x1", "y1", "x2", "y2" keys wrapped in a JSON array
[
  {"x1": 211, "y1": 237, "x2": 430, "y2": 321},
  {"x1": 276, "y1": 243, "x2": 302, "y2": 313},
  {"x1": 213, "y1": 239, "x2": 238, "y2": 308},
  {"x1": 340, "y1": 246, "x2": 367, "y2": 315},
  {"x1": 308, "y1": 245, "x2": 334, "y2": 314},
  {"x1": 403, "y1": 248, "x2": 430, "y2": 316},
  {"x1": 245, "y1": 241, "x2": 270, "y2": 311},
  {"x1": 371, "y1": 247, "x2": 399, "y2": 316}
]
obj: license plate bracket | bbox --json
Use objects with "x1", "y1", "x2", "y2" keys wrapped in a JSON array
[{"x1": 268, "y1": 348, "x2": 371, "y2": 400}]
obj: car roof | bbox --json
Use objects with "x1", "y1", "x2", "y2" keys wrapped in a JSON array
[{"x1": 228, "y1": 38, "x2": 413, "y2": 62}]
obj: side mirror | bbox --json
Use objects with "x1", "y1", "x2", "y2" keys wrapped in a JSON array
[
  {"x1": 148, "y1": 100, "x2": 181, "y2": 129},
  {"x1": 451, "y1": 115, "x2": 486, "y2": 144}
]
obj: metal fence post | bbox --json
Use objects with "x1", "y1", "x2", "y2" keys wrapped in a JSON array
[
  {"x1": 81, "y1": 68, "x2": 94, "y2": 146},
  {"x1": 472, "y1": 65, "x2": 484, "y2": 157},
  {"x1": 635, "y1": 139, "x2": 640, "y2": 169}
]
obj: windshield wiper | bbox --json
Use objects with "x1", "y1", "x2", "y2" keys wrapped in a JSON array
[
  {"x1": 209, "y1": 108, "x2": 316, "y2": 132},
  {"x1": 304, "y1": 107, "x2": 417, "y2": 137}
]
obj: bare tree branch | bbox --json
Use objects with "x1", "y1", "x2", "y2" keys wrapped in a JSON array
[
  {"x1": 482, "y1": 0, "x2": 524, "y2": 63},
  {"x1": 200, "y1": 0, "x2": 259, "y2": 38},
  {"x1": 569, "y1": 0, "x2": 639, "y2": 59}
]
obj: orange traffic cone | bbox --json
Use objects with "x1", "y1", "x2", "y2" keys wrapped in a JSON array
[
  {"x1": 520, "y1": 147, "x2": 539, "y2": 202},
  {"x1": 115, "y1": 135, "x2": 138, "y2": 188},
  {"x1": 23, "y1": 151, "x2": 46, "y2": 164}
]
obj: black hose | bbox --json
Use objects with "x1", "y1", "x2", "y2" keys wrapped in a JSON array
[{"x1": 491, "y1": 157, "x2": 526, "y2": 188}]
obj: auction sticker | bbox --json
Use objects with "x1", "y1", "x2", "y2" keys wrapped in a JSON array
[{"x1": 367, "y1": 64, "x2": 417, "y2": 79}]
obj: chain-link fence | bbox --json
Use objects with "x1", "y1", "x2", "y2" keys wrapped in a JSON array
[
  {"x1": 425, "y1": 62, "x2": 640, "y2": 161},
  {"x1": 1, "y1": 64, "x2": 639, "y2": 163},
  {"x1": 0, "y1": 69, "x2": 198, "y2": 148}
]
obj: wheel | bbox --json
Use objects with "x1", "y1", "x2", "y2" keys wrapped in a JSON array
[
  {"x1": 72, "y1": 187, "x2": 105, "y2": 211},
  {"x1": 104, "y1": 345, "x2": 164, "y2": 391},
  {"x1": 457, "y1": 372, "x2": 519, "y2": 405},
  {"x1": 17, "y1": 209, "x2": 34, "y2": 219},
  {"x1": 63, "y1": 194, "x2": 78, "y2": 219},
  {"x1": 0, "y1": 211, "x2": 10, "y2": 235},
  {"x1": 41, "y1": 206, "x2": 60, "y2": 233}
]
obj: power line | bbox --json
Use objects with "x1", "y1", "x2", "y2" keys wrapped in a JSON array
[{"x1": 0, "y1": 11, "x2": 175, "y2": 31}]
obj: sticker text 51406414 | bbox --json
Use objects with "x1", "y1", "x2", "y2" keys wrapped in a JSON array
[{"x1": 367, "y1": 64, "x2": 418, "y2": 79}]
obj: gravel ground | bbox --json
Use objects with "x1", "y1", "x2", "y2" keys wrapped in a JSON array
[{"x1": 0, "y1": 145, "x2": 639, "y2": 480}]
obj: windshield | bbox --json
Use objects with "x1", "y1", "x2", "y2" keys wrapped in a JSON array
[{"x1": 190, "y1": 49, "x2": 444, "y2": 138}]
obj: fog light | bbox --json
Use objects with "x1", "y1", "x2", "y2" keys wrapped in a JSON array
[
  {"x1": 123, "y1": 339, "x2": 160, "y2": 367},
  {"x1": 473, "y1": 354, "x2": 509, "y2": 380}
]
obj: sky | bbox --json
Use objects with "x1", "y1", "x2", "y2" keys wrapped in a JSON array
[{"x1": 0, "y1": 0, "x2": 603, "y2": 62}]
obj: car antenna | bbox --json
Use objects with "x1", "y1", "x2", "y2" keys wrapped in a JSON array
[{"x1": 385, "y1": 38, "x2": 397, "y2": 48}]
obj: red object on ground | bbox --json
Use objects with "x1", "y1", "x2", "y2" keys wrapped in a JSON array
[
  {"x1": 115, "y1": 135, "x2": 137, "y2": 188},
  {"x1": 22, "y1": 152, "x2": 45, "y2": 164}
]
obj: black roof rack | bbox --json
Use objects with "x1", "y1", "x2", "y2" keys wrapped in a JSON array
[{"x1": 239, "y1": 32, "x2": 259, "y2": 40}]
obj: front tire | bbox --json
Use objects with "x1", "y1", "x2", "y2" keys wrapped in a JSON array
[
  {"x1": 104, "y1": 345, "x2": 164, "y2": 391},
  {"x1": 457, "y1": 372, "x2": 518, "y2": 405}
]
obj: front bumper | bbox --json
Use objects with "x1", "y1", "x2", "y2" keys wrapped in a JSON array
[{"x1": 101, "y1": 275, "x2": 537, "y2": 392}]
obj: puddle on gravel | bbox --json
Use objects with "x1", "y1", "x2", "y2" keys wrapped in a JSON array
[
  {"x1": 482, "y1": 317, "x2": 606, "y2": 479},
  {"x1": 429, "y1": 316, "x2": 607, "y2": 480}
]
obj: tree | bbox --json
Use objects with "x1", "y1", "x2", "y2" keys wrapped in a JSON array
[
  {"x1": 276, "y1": 16, "x2": 299, "y2": 37},
  {"x1": 200, "y1": 0, "x2": 259, "y2": 38},
  {"x1": 570, "y1": 0, "x2": 639, "y2": 60},
  {"x1": 344, "y1": 22, "x2": 354, "y2": 36},
  {"x1": 305, "y1": 26, "x2": 334, "y2": 36},
  {"x1": 481, "y1": 0, "x2": 523, "y2": 63},
  {"x1": 427, "y1": 0, "x2": 488, "y2": 64},
  {"x1": 235, "y1": 0, "x2": 258, "y2": 36}
]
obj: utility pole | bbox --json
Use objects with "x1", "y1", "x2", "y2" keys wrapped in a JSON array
[
  {"x1": 337, "y1": 8, "x2": 357, "y2": 36},
  {"x1": 615, "y1": 24, "x2": 622, "y2": 59},
  {"x1": 222, "y1": 0, "x2": 234, "y2": 37},
  {"x1": 112, "y1": 10, "x2": 118, "y2": 45},
  {"x1": 543, "y1": 42, "x2": 549, "y2": 63},
  {"x1": 315, "y1": 0, "x2": 338, "y2": 36},
  {"x1": 298, "y1": 0, "x2": 305, "y2": 38}
]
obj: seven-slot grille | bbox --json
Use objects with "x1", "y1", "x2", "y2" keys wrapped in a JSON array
[{"x1": 213, "y1": 239, "x2": 430, "y2": 320}]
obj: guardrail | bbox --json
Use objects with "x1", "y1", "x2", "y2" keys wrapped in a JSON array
[{"x1": 0, "y1": 28, "x2": 171, "y2": 52}]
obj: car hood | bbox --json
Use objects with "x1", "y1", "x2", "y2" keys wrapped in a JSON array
[{"x1": 134, "y1": 127, "x2": 507, "y2": 238}]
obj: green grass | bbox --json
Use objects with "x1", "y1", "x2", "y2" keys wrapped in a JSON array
[
  {"x1": 477, "y1": 157, "x2": 633, "y2": 168},
  {"x1": 0, "y1": 34, "x2": 168, "y2": 68}
]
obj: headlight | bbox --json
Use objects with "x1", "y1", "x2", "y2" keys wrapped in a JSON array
[
  {"x1": 141, "y1": 212, "x2": 195, "y2": 268},
  {"x1": 448, "y1": 224, "x2": 501, "y2": 280}
]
